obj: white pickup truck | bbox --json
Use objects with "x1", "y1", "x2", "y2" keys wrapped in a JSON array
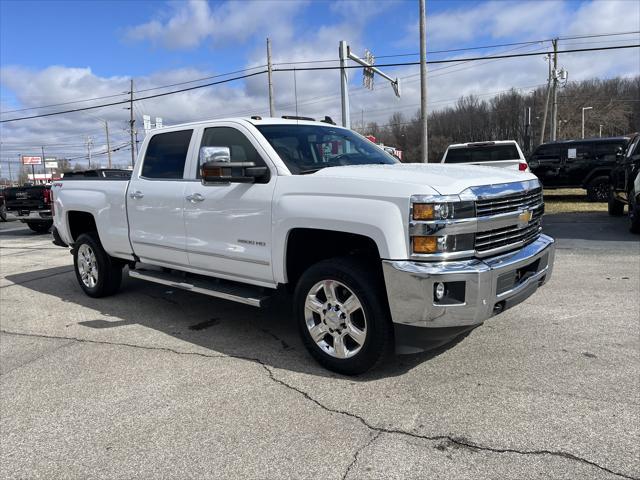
[
  {"x1": 441, "y1": 140, "x2": 530, "y2": 172},
  {"x1": 52, "y1": 117, "x2": 555, "y2": 374}
]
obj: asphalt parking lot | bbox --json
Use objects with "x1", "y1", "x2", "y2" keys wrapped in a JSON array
[{"x1": 1, "y1": 211, "x2": 638, "y2": 480}]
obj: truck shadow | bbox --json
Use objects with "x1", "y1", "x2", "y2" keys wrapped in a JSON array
[{"x1": 4, "y1": 266, "x2": 471, "y2": 381}]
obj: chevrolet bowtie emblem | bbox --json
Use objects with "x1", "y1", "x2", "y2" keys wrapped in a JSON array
[{"x1": 518, "y1": 209, "x2": 533, "y2": 227}]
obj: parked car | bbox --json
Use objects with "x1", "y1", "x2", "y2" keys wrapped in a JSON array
[
  {"x1": 52, "y1": 117, "x2": 555, "y2": 375},
  {"x1": 2, "y1": 184, "x2": 53, "y2": 232},
  {"x1": 608, "y1": 132, "x2": 640, "y2": 233},
  {"x1": 528, "y1": 136, "x2": 631, "y2": 201},
  {"x1": 441, "y1": 140, "x2": 529, "y2": 172}
]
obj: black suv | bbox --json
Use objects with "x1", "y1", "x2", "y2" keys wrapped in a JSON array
[
  {"x1": 528, "y1": 136, "x2": 631, "y2": 201},
  {"x1": 608, "y1": 132, "x2": 640, "y2": 233}
]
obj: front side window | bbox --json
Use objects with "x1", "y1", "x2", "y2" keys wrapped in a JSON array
[
  {"x1": 199, "y1": 127, "x2": 265, "y2": 178},
  {"x1": 256, "y1": 124, "x2": 397, "y2": 174},
  {"x1": 142, "y1": 130, "x2": 193, "y2": 179}
]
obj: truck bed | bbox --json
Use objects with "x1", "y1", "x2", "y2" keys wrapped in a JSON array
[{"x1": 52, "y1": 178, "x2": 134, "y2": 260}]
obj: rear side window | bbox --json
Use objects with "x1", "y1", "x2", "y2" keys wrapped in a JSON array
[
  {"x1": 445, "y1": 144, "x2": 520, "y2": 163},
  {"x1": 593, "y1": 141, "x2": 626, "y2": 159},
  {"x1": 532, "y1": 144, "x2": 561, "y2": 159},
  {"x1": 142, "y1": 130, "x2": 193, "y2": 179}
]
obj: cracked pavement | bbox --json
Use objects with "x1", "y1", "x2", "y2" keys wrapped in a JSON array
[{"x1": 1, "y1": 212, "x2": 639, "y2": 479}]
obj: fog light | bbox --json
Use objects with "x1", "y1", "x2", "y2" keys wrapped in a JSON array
[{"x1": 434, "y1": 282, "x2": 446, "y2": 301}]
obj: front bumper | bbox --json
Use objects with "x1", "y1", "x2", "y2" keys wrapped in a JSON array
[
  {"x1": 382, "y1": 234, "x2": 555, "y2": 331},
  {"x1": 5, "y1": 210, "x2": 52, "y2": 222}
]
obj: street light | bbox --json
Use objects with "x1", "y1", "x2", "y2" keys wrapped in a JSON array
[
  {"x1": 599, "y1": 124, "x2": 604, "y2": 138},
  {"x1": 582, "y1": 106, "x2": 593, "y2": 139}
]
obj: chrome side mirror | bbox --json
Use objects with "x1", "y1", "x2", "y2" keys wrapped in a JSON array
[{"x1": 199, "y1": 146, "x2": 231, "y2": 165}]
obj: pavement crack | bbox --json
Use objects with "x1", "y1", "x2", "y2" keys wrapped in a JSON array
[
  {"x1": 0, "y1": 329, "x2": 227, "y2": 360},
  {"x1": 342, "y1": 431, "x2": 381, "y2": 480},
  {"x1": 1, "y1": 329, "x2": 635, "y2": 480},
  {"x1": 258, "y1": 364, "x2": 637, "y2": 480}
]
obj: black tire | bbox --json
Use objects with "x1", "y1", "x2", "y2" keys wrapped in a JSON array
[
  {"x1": 294, "y1": 256, "x2": 393, "y2": 375},
  {"x1": 586, "y1": 176, "x2": 610, "y2": 202},
  {"x1": 27, "y1": 220, "x2": 53, "y2": 233},
  {"x1": 608, "y1": 189, "x2": 625, "y2": 216},
  {"x1": 73, "y1": 232, "x2": 123, "y2": 298},
  {"x1": 629, "y1": 190, "x2": 640, "y2": 234},
  {"x1": 0, "y1": 204, "x2": 6, "y2": 222}
]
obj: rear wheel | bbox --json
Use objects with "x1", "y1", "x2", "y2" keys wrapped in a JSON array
[
  {"x1": 27, "y1": 220, "x2": 53, "y2": 233},
  {"x1": 73, "y1": 233, "x2": 123, "y2": 297},
  {"x1": 586, "y1": 176, "x2": 610, "y2": 202},
  {"x1": 294, "y1": 256, "x2": 393, "y2": 375},
  {"x1": 608, "y1": 189, "x2": 625, "y2": 216},
  {"x1": 0, "y1": 204, "x2": 6, "y2": 222}
]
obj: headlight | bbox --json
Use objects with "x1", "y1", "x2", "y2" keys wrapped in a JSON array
[
  {"x1": 412, "y1": 200, "x2": 475, "y2": 220},
  {"x1": 410, "y1": 195, "x2": 476, "y2": 257},
  {"x1": 412, "y1": 234, "x2": 474, "y2": 254}
]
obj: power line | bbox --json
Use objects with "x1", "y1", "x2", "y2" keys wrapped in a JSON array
[
  {"x1": 1, "y1": 43, "x2": 638, "y2": 124},
  {"x1": 273, "y1": 44, "x2": 640, "y2": 72},
  {"x1": 4, "y1": 31, "x2": 636, "y2": 116},
  {"x1": 0, "y1": 70, "x2": 268, "y2": 123},
  {"x1": 272, "y1": 30, "x2": 639, "y2": 65},
  {"x1": 0, "y1": 65, "x2": 268, "y2": 114}
]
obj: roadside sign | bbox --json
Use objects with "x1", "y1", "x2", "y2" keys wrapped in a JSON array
[
  {"x1": 21, "y1": 156, "x2": 42, "y2": 165},
  {"x1": 45, "y1": 161, "x2": 58, "y2": 169},
  {"x1": 568, "y1": 148, "x2": 577, "y2": 159}
]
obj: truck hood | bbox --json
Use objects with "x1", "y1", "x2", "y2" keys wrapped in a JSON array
[{"x1": 312, "y1": 163, "x2": 537, "y2": 195}]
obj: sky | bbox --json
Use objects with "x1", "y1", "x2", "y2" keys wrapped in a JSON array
[{"x1": 1, "y1": 0, "x2": 639, "y2": 173}]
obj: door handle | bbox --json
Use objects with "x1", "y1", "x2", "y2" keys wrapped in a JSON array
[
  {"x1": 129, "y1": 190, "x2": 144, "y2": 199},
  {"x1": 186, "y1": 193, "x2": 205, "y2": 202}
]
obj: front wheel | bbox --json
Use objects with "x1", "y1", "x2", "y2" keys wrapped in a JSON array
[
  {"x1": 73, "y1": 233, "x2": 123, "y2": 297},
  {"x1": 27, "y1": 220, "x2": 53, "y2": 233},
  {"x1": 294, "y1": 257, "x2": 393, "y2": 375},
  {"x1": 0, "y1": 204, "x2": 7, "y2": 222},
  {"x1": 586, "y1": 176, "x2": 610, "y2": 202}
]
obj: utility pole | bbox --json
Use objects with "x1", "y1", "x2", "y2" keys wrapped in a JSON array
[
  {"x1": 8, "y1": 156, "x2": 13, "y2": 184},
  {"x1": 581, "y1": 106, "x2": 593, "y2": 139},
  {"x1": 339, "y1": 41, "x2": 350, "y2": 129},
  {"x1": 41, "y1": 146, "x2": 47, "y2": 182},
  {"x1": 104, "y1": 120, "x2": 112, "y2": 168},
  {"x1": 599, "y1": 124, "x2": 603, "y2": 137},
  {"x1": 86, "y1": 136, "x2": 93, "y2": 169},
  {"x1": 129, "y1": 79, "x2": 135, "y2": 167},
  {"x1": 419, "y1": 0, "x2": 428, "y2": 162},
  {"x1": 267, "y1": 38, "x2": 275, "y2": 117},
  {"x1": 524, "y1": 106, "x2": 531, "y2": 153},
  {"x1": 551, "y1": 38, "x2": 559, "y2": 141},
  {"x1": 540, "y1": 54, "x2": 552, "y2": 144}
]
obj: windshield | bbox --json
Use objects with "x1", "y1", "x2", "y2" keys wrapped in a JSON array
[
  {"x1": 256, "y1": 124, "x2": 398, "y2": 174},
  {"x1": 445, "y1": 144, "x2": 520, "y2": 163}
]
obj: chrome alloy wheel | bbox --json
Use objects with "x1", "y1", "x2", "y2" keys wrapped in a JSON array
[
  {"x1": 304, "y1": 280, "x2": 367, "y2": 359},
  {"x1": 77, "y1": 244, "x2": 98, "y2": 288}
]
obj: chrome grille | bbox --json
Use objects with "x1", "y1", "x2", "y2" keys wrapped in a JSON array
[
  {"x1": 475, "y1": 187, "x2": 543, "y2": 217},
  {"x1": 474, "y1": 187, "x2": 544, "y2": 254}
]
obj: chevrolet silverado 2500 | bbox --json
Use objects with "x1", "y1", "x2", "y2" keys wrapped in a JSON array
[{"x1": 52, "y1": 117, "x2": 555, "y2": 374}]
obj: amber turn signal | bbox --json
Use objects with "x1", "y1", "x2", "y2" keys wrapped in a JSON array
[
  {"x1": 413, "y1": 236, "x2": 438, "y2": 254},
  {"x1": 413, "y1": 203, "x2": 435, "y2": 220}
]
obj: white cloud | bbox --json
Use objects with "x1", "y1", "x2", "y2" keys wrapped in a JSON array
[{"x1": 124, "y1": 0, "x2": 304, "y2": 49}]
